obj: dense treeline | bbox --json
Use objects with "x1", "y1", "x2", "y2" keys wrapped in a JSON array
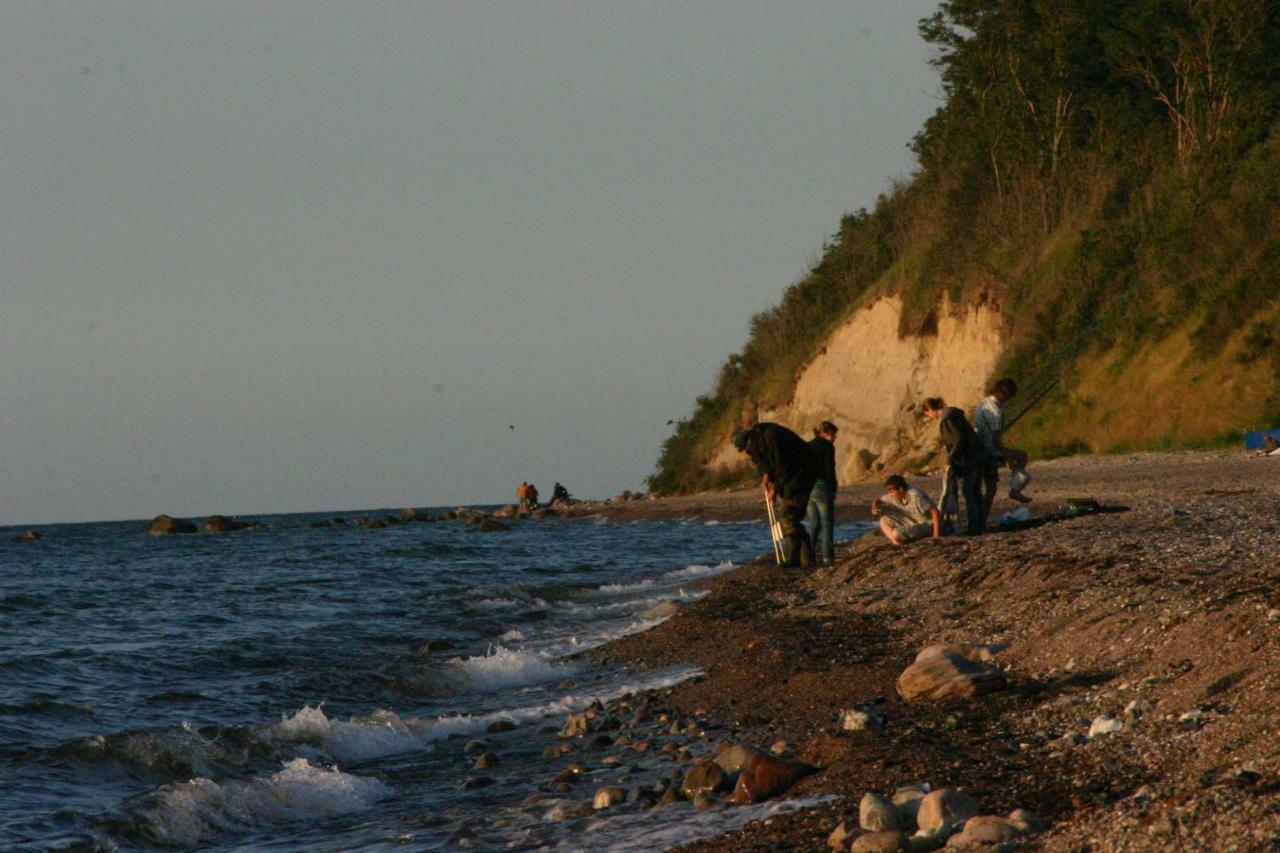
[{"x1": 649, "y1": 0, "x2": 1280, "y2": 494}]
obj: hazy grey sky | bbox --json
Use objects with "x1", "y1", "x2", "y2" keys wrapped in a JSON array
[{"x1": 1, "y1": 1, "x2": 940, "y2": 524}]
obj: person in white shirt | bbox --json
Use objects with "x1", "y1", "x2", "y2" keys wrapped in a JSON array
[
  {"x1": 975, "y1": 378, "x2": 1032, "y2": 515},
  {"x1": 872, "y1": 475, "x2": 941, "y2": 545}
]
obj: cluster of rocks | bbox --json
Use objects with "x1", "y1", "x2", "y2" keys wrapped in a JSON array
[
  {"x1": 145, "y1": 514, "x2": 264, "y2": 535},
  {"x1": 451, "y1": 691, "x2": 819, "y2": 828},
  {"x1": 829, "y1": 786, "x2": 1043, "y2": 851},
  {"x1": 10, "y1": 530, "x2": 42, "y2": 543}
]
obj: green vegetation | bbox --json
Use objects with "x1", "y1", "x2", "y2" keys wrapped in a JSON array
[{"x1": 650, "y1": 0, "x2": 1280, "y2": 494}]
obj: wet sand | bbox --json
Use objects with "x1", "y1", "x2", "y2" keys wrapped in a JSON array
[{"x1": 588, "y1": 449, "x2": 1280, "y2": 849}]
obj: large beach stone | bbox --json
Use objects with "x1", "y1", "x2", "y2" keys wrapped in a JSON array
[
  {"x1": 491, "y1": 504, "x2": 519, "y2": 519},
  {"x1": 399, "y1": 507, "x2": 434, "y2": 522},
  {"x1": 713, "y1": 743, "x2": 764, "y2": 775},
  {"x1": 145, "y1": 514, "x2": 196, "y2": 535},
  {"x1": 861, "y1": 792, "x2": 903, "y2": 831},
  {"x1": 892, "y1": 786, "x2": 927, "y2": 822},
  {"x1": 896, "y1": 652, "x2": 1006, "y2": 703},
  {"x1": 852, "y1": 830, "x2": 910, "y2": 852},
  {"x1": 730, "y1": 752, "x2": 819, "y2": 804},
  {"x1": 917, "y1": 788, "x2": 980, "y2": 832},
  {"x1": 944, "y1": 815, "x2": 1018, "y2": 846},
  {"x1": 682, "y1": 761, "x2": 730, "y2": 799}
]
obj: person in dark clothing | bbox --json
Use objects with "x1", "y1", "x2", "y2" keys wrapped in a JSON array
[
  {"x1": 550, "y1": 482, "x2": 572, "y2": 504},
  {"x1": 923, "y1": 397, "x2": 986, "y2": 534},
  {"x1": 734, "y1": 422, "x2": 818, "y2": 567},
  {"x1": 805, "y1": 421, "x2": 839, "y2": 564}
]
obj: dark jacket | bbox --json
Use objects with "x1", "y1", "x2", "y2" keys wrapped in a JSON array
[
  {"x1": 741, "y1": 422, "x2": 818, "y2": 498},
  {"x1": 939, "y1": 407, "x2": 982, "y2": 471},
  {"x1": 808, "y1": 436, "x2": 837, "y2": 487}
]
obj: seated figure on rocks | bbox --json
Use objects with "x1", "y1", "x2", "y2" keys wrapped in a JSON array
[
  {"x1": 872, "y1": 475, "x2": 941, "y2": 545},
  {"x1": 549, "y1": 482, "x2": 572, "y2": 504},
  {"x1": 734, "y1": 422, "x2": 819, "y2": 567}
]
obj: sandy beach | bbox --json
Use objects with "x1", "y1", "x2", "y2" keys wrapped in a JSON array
[{"x1": 581, "y1": 449, "x2": 1280, "y2": 849}]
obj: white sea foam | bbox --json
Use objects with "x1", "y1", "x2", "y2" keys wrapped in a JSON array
[
  {"x1": 142, "y1": 758, "x2": 392, "y2": 847},
  {"x1": 663, "y1": 560, "x2": 736, "y2": 580},
  {"x1": 594, "y1": 579, "x2": 655, "y2": 594},
  {"x1": 274, "y1": 707, "x2": 424, "y2": 764},
  {"x1": 446, "y1": 645, "x2": 577, "y2": 693}
]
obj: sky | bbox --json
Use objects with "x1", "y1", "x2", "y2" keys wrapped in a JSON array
[{"x1": 0, "y1": 1, "x2": 941, "y2": 525}]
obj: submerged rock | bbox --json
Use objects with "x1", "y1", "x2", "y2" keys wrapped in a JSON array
[
  {"x1": 593, "y1": 786, "x2": 627, "y2": 809},
  {"x1": 145, "y1": 515, "x2": 197, "y2": 535},
  {"x1": 474, "y1": 518, "x2": 511, "y2": 533},
  {"x1": 202, "y1": 515, "x2": 257, "y2": 533},
  {"x1": 473, "y1": 752, "x2": 500, "y2": 769},
  {"x1": 11, "y1": 530, "x2": 42, "y2": 542},
  {"x1": 399, "y1": 507, "x2": 434, "y2": 522}
]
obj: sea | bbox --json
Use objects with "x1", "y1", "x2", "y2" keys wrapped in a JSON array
[{"x1": 0, "y1": 509, "x2": 869, "y2": 851}]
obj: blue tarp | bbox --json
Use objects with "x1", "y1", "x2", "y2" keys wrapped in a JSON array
[{"x1": 1245, "y1": 429, "x2": 1280, "y2": 450}]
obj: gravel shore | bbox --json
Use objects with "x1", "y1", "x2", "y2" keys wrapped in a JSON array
[{"x1": 589, "y1": 449, "x2": 1280, "y2": 849}]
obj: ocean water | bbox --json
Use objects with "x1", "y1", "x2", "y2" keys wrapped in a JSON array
[{"x1": 0, "y1": 510, "x2": 869, "y2": 851}]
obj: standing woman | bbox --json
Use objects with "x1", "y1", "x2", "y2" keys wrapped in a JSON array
[{"x1": 806, "y1": 421, "x2": 839, "y2": 565}]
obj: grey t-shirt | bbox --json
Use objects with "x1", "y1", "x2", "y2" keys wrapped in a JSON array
[{"x1": 880, "y1": 487, "x2": 936, "y2": 525}]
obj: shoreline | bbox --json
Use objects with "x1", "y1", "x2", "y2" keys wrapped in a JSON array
[{"x1": 580, "y1": 448, "x2": 1280, "y2": 848}]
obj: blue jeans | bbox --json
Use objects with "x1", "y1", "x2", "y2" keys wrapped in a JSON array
[{"x1": 805, "y1": 479, "x2": 835, "y2": 563}]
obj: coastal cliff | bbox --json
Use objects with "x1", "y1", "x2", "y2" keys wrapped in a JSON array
[{"x1": 649, "y1": 3, "x2": 1280, "y2": 495}]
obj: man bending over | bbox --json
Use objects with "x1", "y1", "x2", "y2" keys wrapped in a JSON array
[{"x1": 734, "y1": 422, "x2": 818, "y2": 567}]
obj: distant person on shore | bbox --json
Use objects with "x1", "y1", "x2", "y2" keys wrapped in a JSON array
[
  {"x1": 526, "y1": 482, "x2": 539, "y2": 510},
  {"x1": 872, "y1": 475, "x2": 941, "y2": 545},
  {"x1": 806, "y1": 421, "x2": 839, "y2": 565},
  {"x1": 550, "y1": 482, "x2": 572, "y2": 504},
  {"x1": 517, "y1": 482, "x2": 530, "y2": 511},
  {"x1": 734, "y1": 422, "x2": 818, "y2": 567},
  {"x1": 975, "y1": 378, "x2": 1032, "y2": 514},
  {"x1": 1253, "y1": 434, "x2": 1280, "y2": 457},
  {"x1": 923, "y1": 397, "x2": 986, "y2": 534}
]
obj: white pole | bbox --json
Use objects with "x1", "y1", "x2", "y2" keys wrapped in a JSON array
[{"x1": 765, "y1": 495, "x2": 784, "y2": 564}]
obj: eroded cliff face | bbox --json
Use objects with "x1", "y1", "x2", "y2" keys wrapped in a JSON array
[{"x1": 707, "y1": 296, "x2": 1004, "y2": 482}]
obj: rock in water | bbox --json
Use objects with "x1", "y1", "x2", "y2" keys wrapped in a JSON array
[
  {"x1": 547, "y1": 801, "x2": 594, "y2": 820},
  {"x1": 730, "y1": 753, "x2": 819, "y2": 804},
  {"x1": 681, "y1": 762, "x2": 729, "y2": 799},
  {"x1": 486, "y1": 719, "x2": 516, "y2": 733},
  {"x1": 559, "y1": 713, "x2": 590, "y2": 738},
  {"x1": 643, "y1": 601, "x2": 681, "y2": 620},
  {"x1": 593, "y1": 787, "x2": 626, "y2": 809},
  {"x1": 201, "y1": 515, "x2": 254, "y2": 533},
  {"x1": 475, "y1": 518, "x2": 511, "y2": 532},
  {"x1": 473, "y1": 752, "x2": 500, "y2": 769},
  {"x1": 145, "y1": 515, "x2": 196, "y2": 535},
  {"x1": 916, "y1": 788, "x2": 980, "y2": 832},
  {"x1": 399, "y1": 507, "x2": 434, "y2": 522},
  {"x1": 491, "y1": 504, "x2": 519, "y2": 519},
  {"x1": 860, "y1": 792, "x2": 902, "y2": 831},
  {"x1": 11, "y1": 530, "x2": 41, "y2": 542},
  {"x1": 895, "y1": 651, "x2": 1006, "y2": 702}
]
